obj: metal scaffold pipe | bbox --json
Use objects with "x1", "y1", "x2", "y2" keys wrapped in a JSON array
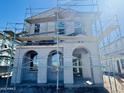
[{"x1": 56, "y1": 0, "x2": 60, "y2": 93}]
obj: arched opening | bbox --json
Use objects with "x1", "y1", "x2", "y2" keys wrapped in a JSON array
[
  {"x1": 21, "y1": 50, "x2": 38, "y2": 83},
  {"x1": 72, "y1": 47, "x2": 92, "y2": 84},
  {"x1": 47, "y1": 50, "x2": 63, "y2": 83}
]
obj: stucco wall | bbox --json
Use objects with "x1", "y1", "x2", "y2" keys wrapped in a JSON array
[{"x1": 11, "y1": 42, "x2": 103, "y2": 85}]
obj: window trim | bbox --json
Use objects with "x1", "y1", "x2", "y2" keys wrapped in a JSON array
[{"x1": 34, "y1": 24, "x2": 40, "y2": 34}]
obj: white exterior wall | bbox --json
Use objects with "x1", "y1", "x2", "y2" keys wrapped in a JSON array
[
  {"x1": 37, "y1": 47, "x2": 63, "y2": 83},
  {"x1": 89, "y1": 43, "x2": 103, "y2": 84},
  {"x1": 63, "y1": 42, "x2": 103, "y2": 85},
  {"x1": 26, "y1": 21, "x2": 76, "y2": 36},
  {"x1": 28, "y1": 24, "x2": 35, "y2": 34},
  {"x1": 25, "y1": 13, "x2": 97, "y2": 36},
  {"x1": 12, "y1": 46, "x2": 63, "y2": 84},
  {"x1": 11, "y1": 48, "x2": 23, "y2": 83},
  {"x1": 65, "y1": 21, "x2": 74, "y2": 35},
  {"x1": 37, "y1": 49, "x2": 47, "y2": 83},
  {"x1": 63, "y1": 44, "x2": 74, "y2": 84},
  {"x1": 81, "y1": 53, "x2": 92, "y2": 79},
  {"x1": 40, "y1": 23, "x2": 48, "y2": 32},
  {"x1": 11, "y1": 9, "x2": 103, "y2": 85},
  {"x1": 12, "y1": 41, "x2": 103, "y2": 85}
]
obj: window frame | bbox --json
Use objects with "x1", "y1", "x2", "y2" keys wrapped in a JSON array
[{"x1": 34, "y1": 24, "x2": 40, "y2": 34}]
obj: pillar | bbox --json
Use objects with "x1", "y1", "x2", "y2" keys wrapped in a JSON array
[
  {"x1": 38, "y1": 52, "x2": 47, "y2": 83},
  {"x1": 63, "y1": 44, "x2": 73, "y2": 84}
]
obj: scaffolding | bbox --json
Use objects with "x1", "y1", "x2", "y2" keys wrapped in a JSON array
[
  {"x1": 22, "y1": 0, "x2": 100, "y2": 91},
  {"x1": 99, "y1": 15, "x2": 123, "y2": 93},
  {"x1": 0, "y1": 23, "x2": 24, "y2": 93},
  {"x1": 0, "y1": 0, "x2": 119, "y2": 93}
]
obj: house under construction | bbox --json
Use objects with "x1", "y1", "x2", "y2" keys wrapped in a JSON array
[
  {"x1": 12, "y1": 7, "x2": 103, "y2": 85},
  {"x1": 0, "y1": 0, "x2": 115, "y2": 93}
]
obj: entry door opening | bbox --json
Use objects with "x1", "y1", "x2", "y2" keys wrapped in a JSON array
[
  {"x1": 47, "y1": 50, "x2": 63, "y2": 84},
  {"x1": 21, "y1": 50, "x2": 38, "y2": 83}
]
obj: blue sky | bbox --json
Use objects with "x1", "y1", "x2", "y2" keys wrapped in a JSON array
[
  {"x1": 0, "y1": 0, "x2": 123, "y2": 34},
  {"x1": 0, "y1": 0, "x2": 56, "y2": 28},
  {"x1": 99, "y1": 0, "x2": 124, "y2": 36}
]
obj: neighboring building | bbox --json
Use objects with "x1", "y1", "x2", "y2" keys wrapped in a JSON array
[
  {"x1": 101, "y1": 36, "x2": 124, "y2": 76},
  {"x1": 0, "y1": 31, "x2": 15, "y2": 78},
  {"x1": 10, "y1": 7, "x2": 104, "y2": 92}
]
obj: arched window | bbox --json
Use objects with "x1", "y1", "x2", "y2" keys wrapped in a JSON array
[
  {"x1": 23, "y1": 50, "x2": 38, "y2": 71},
  {"x1": 72, "y1": 47, "x2": 93, "y2": 84},
  {"x1": 47, "y1": 50, "x2": 63, "y2": 83},
  {"x1": 21, "y1": 50, "x2": 38, "y2": 83},
  {"x1": 48, "y1": 51, "x2": 63, "y2": 69},
  {"x1": 51, "y1": 53, "x2": 63, "y2": 67}
]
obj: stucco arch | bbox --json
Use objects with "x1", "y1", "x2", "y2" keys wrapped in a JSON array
[
  {"x1": 21, "y1": 50, "x2": 38, "y2": 83},
  {"x1": 47, "y1": 50, "x2": 64, "y2": 83},
  {"x1": 72, "y1": 46, "x2": 94, "y2": 84}
]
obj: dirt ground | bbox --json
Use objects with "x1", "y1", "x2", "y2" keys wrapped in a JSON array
[
  {"x1": 103, "y1": 75, "x2": 124, "y2": 93},
  {"x1": 0, "y1": 76, "x2": 110, "y2": 93}
]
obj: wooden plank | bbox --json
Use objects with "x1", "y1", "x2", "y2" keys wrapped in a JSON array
[
  {"x1": 17, "y1": 35, "x2": 97, "y2": 42},
  {"x1": 26, "y1": 15, "x2": 64, "y2": 24},
  {"x1": 3, "y1": 30, "x2": 15, "y2": 37}
]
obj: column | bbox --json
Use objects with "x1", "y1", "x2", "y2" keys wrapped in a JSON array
[
  {"x1": 11, "y1": 49, "x2": 23, "y2": 84},
  {"x1": 38, "y1": 54, "x2": 47, "y2": 83},
  {"x1": 64, "y1": 45, "x2": 73, "y2": 84}
]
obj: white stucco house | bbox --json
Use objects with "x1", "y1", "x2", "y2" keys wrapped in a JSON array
[{"x1": 11, "y1": 7, "x2": 103, "y2": 89}]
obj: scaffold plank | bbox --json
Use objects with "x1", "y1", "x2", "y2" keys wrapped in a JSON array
[
  {"x1": 26, "y1": 15, "x2": 64, "y2": 24},
  {"x1": 3, "y1": 30, "x2": 15, "y2": 37},
  {"x1": 17, "y1": 35, "x2": 97, "y2": 42}
]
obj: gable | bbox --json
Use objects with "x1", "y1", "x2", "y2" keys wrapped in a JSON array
[
  {"x1": 25, "y1": 7, "x2": 100, "y2": 24},
  {"x1": 25, "y1": 7, "x2": 78, "y2": 23}
]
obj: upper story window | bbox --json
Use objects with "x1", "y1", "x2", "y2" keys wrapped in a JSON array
[
  {"x1": 34, "y1": 24, "x2": 40, "y2": 34},
  {"x1": 57, "y1": 21, "x2": 65, "y2": 35},
  {"x1": 74, "y1": 22, "x2": 84, "y2": 35}
]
